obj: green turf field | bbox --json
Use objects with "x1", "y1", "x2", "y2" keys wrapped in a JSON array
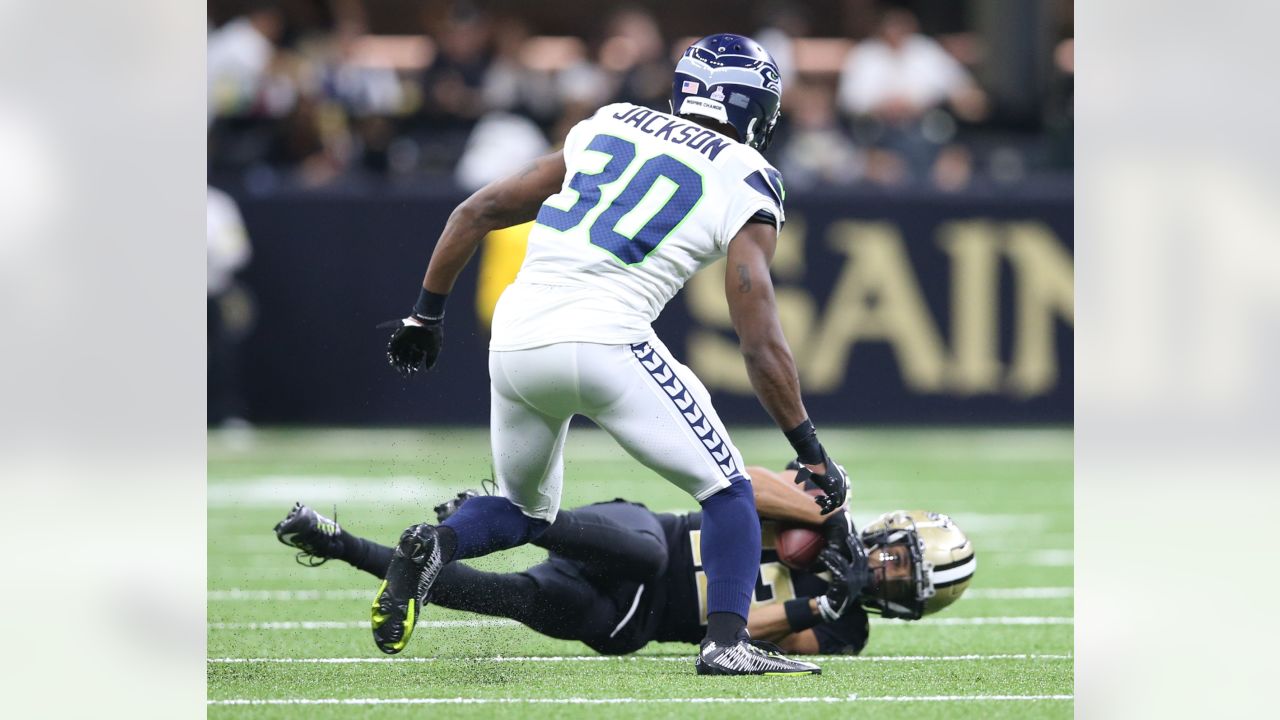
[{"x1": 208, "y1": 427, "x2": 1073, "y2": 718}]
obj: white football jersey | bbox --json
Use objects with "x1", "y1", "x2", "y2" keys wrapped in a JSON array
[{"x1": 489, "y1": 102, "x2": 786, "y2": 351}]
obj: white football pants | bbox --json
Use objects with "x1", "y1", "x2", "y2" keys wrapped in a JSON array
[{"x1": 488, "y1": 336, "x2": 746, "y2": 521}]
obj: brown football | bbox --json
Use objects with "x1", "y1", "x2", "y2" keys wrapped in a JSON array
[{"x1": 776, "y1": 525, "x2": 826, "y2": 570}]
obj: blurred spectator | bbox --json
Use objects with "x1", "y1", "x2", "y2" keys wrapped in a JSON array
[
  {"x1": 755, "y1": 6, "x2": 811, "y2": 92},
  {"x1": 836, "y1": 8, "x2": 987, "y2": 185},
  {"x1": 207, "y1": 4, "x2": 284, "y2": 120},
  {"x1": 599, "y1": 7, "x2": 670, "y2": 109},
  {"x1": 207, "y1": 186, "x2": 253, "y2": 426},
  {"x1": 417, "y1": 6, "x2": 494, "y2": 171},
  {"x1": 482, "y1": 17, "x2": 562, "y2": 126},
  {"x1": 202, "y1": 2, "x2": 1065, "y2": 190},
  {"x1": 308, "y1": 12, "x2": 407, "y2": 176},
  {"x1": 549, "y1": 58, "x2": 612, "y2": 148},
  {"x1": 775, "y1": 80, "x2": 865, "y2": 190},
  {"x1": 546, "y1": 8, "x2": 668, "y2": 148},
  {"x1": 270, "y1": 93, "x2": 354, "y2": 187},
  {"x1": 1046, "y1": 37, "x2": 1074, "y2": 169},
  {"x1": 455, "y1": 113, "x2": 551, "y2": 192},
  {"x1": 321, "y1": 17, "x2": 406, "y2": 118}
]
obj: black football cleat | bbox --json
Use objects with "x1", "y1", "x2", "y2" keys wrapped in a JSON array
[
  {"x1": 371, "y1": 522, "x2": 444, "y2": 655},
  {"x1": 273, "y1": 503, "x2": 342, "y2": 566},
  {"x1": 695, "y1": 635, "x2": 821, "y2": 676}
]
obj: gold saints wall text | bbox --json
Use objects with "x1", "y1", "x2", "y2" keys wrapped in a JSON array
[{"x1": 684, "y1": 217, "x2": 1074, "y2": 399}]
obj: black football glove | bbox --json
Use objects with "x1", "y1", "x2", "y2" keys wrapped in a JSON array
[
  {"x1": 377, "y1": 315, "x2": 443, "y2": 376},
  {"x1": 815, "y1": 547, "x2": 852, "y2": 621},
  {"x1": 820, "y1": 509, "x2": 859, "y2": 563},
  {"x1": 815, "y1": 541, "x2": 872, "y2": 622},
  {"x1": 793, "y1": 444, "x2": 849, "y2": 515}
]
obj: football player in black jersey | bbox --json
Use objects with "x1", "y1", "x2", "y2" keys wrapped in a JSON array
[{"x1": 274, "y1": 466, "x2": 974, "y2": 656}]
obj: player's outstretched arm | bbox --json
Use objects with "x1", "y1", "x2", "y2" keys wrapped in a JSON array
[
  {"x1": 422, "y1": 151, "x2": 566, "y2": 296},
  {"x1": 747, "y1": 465, "x2": 826, "y2": 525},
  {"x1": 725, "y1": 224, "x2": 849, "y2": 514},
  {"x1": 381, "y1": 151, "x2": 566, "y2": 376},
  {"x1": 724, "y1": 223, "x2": 805, "y2": 429}
]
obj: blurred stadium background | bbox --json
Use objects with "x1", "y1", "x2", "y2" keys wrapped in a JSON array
[{"x1": 206, "y1": 0, "x2": 1073, "y2": 429}]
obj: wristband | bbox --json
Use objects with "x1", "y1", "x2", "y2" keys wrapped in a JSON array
[
  {"x1": 784, "y1": 598, "x2": 821, "y2": 632},
  {"x1": 784, "y1": 419, "x2": 823, "y2": 465},
  {"x1": 413, "y1": 288, "x2": 448, "y2": 322}
]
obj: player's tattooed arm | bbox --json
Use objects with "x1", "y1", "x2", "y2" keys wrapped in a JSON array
[
  {"x1": 422, "y1": 151, "x2": 566, "y2": 294},
  {"x1": 724, "y1": 222, "x2": 809, "y2": 430}
]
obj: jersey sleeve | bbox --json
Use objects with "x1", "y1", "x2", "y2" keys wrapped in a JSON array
[
  {"x1": 716, "y1": 152, "x2": 786, "y2": 251},
  {"x1": 811, "y1": 606, "x2": 870, "y2": 655}
]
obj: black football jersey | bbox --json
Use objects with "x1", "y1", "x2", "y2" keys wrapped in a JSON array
[{"x1": 652, "y1": 511, "x2": 869, "y2": 653}]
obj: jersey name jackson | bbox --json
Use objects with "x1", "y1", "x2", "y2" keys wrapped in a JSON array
[{"x1": 609, "y1": 106, "x2": 733, "y2": 161}]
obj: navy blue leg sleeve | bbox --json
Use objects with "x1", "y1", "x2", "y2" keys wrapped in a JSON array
[
  {"x1": 697, "y1": 476, "x2": 760, "y2": 623},
  {"x1": 440, "y1": 495, "x2": 549, "y2": 561}
]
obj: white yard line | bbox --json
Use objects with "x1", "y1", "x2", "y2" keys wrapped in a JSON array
[
  {"x1": 893, "y1": 616, "x2": 1073, "y2": 626},
  {"x1": 209, "y1": 695, "x2": 1073, "y2": 706},
  {"x1": 976, "y1": 549, "x2": 1074, "y2": 566},
  {"x1": 208, "y1": 620, "x2": 519, "y2": 630},
  {"x1": 208, "y1": 617, "x2": 1072, "y2": 630},
  {"x1": 1024, "y1": 549, "x2": 1074, "y2": 566},
  {"x1": 208, "y1": 476, "x2": 441, "y2": 507},
  {"x1": 964, "y1": 587, "x2": 1073, "y2": 599},
  {"x1": 208, "y1": 586, "x2": 1074, "y2": 602},
  {"x1": 208, "y1": 653, "x2": 1072, "y2": 664},
  {"x1": 208, "y1": 589, "x2": 370, "y2": 601}
]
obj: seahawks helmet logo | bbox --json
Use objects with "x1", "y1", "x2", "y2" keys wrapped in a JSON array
[
  {"x1": 678, "y1": 48, "x2": 782, "y2": 97},
  {"x1": 757, "y1": 64, "x2": 781, "y2": 94}
]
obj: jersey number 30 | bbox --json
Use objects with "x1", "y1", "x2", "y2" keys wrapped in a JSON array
[{"x1": 535, "y1": 134, "x2": 703, "y2": 265}]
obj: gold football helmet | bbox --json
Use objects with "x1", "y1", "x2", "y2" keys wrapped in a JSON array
[{"x1": 858, "y1": 510, "x2": 976, "y2": 620}]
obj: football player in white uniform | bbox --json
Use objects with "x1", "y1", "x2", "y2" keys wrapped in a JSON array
[{"x1": 374, "y1": 34, "x2": 850, "y2": 675}]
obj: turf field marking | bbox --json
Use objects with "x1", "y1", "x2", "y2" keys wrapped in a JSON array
[
  {"x1": 209, "y1": 695, "x2": 1073, "y2": 706},
  {"x1": 889, "y1": 616, "x2": 1073, "y2": 626},
  {"x1": 208, "y1": 653, "x2": 1072, "y2": 664},
  {"x1": 1023, "y1": 549, "x2": 1074, "y2": 566},
  {"x1": 208, "y1": 620, "x2": 520, "y2": 630},
  {"x1": 980, "y1": 549, "x2": 1073, "y2": 566},
  {"x1": 208, "y1": 589, "x2": 370, "y2": 601},
  {"x1": 207, "y1": 586, "x2": 1075, "y2": 602},
  {"x1": 208, "y1": 476, "x2": 440, "y2": 507},
  {"x1": 208, "y1": 617, "x2": 1071, "y2": 630},
  {"x1": 965, "y1": 587, "x2": 1072, "y2": 599}
]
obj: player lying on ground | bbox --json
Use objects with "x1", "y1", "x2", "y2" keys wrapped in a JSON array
[
  {"x1": 274, "y1": 465, "x2": 976, "y2": 656},
  {"x1": 375, "y1": 34, "x2": 847, "y2": 674}
]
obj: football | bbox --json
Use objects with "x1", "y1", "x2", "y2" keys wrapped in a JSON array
[{"x1": 776, "y1": 524, "x2": 826, "y2": 570}]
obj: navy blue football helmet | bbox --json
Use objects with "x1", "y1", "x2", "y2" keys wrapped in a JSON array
[{"x1": 671, "y1": 34, "x2": 782, "y2": 152}]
